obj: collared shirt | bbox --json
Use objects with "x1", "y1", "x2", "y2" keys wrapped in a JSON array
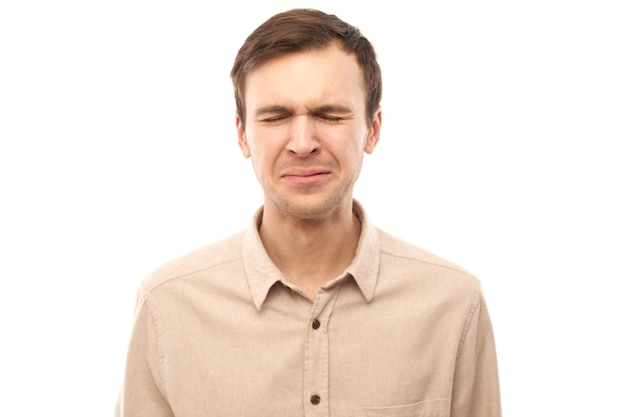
[{"x1": 115, "y1": 202, "x2": 501, "y2": 417}]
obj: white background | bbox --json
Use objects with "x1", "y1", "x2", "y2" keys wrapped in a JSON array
[{"x1": 1, "y1": 0, "x2": 624, "y2": 415}]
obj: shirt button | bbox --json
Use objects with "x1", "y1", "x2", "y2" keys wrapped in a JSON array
[
  {"x1": 312, "y1": 319, "x2": 321, "y2": 329},
  {"x1": 310, "y1": 394, "x2": 321, "y2": 405}
]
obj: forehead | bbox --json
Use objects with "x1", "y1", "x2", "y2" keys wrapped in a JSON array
[{"x1": 244, "y1": 44, "x2": 366, "y2": 112}]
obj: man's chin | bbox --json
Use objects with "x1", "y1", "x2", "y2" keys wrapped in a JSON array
[{"x1": 268, "y1": 194, "x2": 348, "y2": 221}]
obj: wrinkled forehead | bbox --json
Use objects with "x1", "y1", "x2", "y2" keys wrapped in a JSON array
[{"x1": 243, "y1": 45, "x2": 366, "y2": 114}]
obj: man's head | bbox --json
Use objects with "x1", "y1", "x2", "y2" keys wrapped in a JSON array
[
  {"x1": 231, "y1": 8, "x2": 382, "y2": 127},
  {"x1": 232, "y1": 9, "x2": 383, "y2": 220}
]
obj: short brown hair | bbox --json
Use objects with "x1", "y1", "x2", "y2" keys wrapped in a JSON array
[{"x1": 230, "y1": 8, "x2": 382, "y2": 126}]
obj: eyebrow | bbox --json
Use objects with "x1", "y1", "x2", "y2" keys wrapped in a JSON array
[
  {"x1": 254, "y1": 104, "x2": 354, "y2": 119},
  {"x1": 313, "y1": 104, "x2": 354, "y2": 115},
  {"x1": 254, "y1": 105, "x2": 290, "y2": 118}
]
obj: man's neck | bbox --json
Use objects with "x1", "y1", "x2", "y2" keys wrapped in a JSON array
[{"x1": 258, "y1": 199, "x2": 361, "y2": 300}]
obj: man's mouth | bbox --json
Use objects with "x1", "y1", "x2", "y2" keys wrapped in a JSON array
[{"x1": 281, "y1": 168, "x2": 331, "y2": 184}]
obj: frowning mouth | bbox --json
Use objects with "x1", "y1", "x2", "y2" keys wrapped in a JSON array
[{"x1": 280, "y1": 169, "x2": 332, "y2": 185}]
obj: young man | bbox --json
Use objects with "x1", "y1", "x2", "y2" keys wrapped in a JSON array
[{"x1": 115, "y1": 9, "x2": 501, "y2": 417}]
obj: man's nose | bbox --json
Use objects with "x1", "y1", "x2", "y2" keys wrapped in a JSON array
[{"x1": 287, "y1": 115, "x2": 319, "y2": 156}]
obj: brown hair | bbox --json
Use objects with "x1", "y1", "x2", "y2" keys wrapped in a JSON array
[{"x1": 230, "y1": 8, "x2": 382, "y2": 126}]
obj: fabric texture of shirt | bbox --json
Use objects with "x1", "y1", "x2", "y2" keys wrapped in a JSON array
[{"x1": 115, "y1": 201, "x2": 501, "y2": 416}]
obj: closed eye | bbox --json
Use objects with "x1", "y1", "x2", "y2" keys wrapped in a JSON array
[
  {"x1": 318, "y1": 115, "x2": 343, "y2": 123},
  {"x1": 260, "y1": 115, "x2": 289, "y2": 123}
]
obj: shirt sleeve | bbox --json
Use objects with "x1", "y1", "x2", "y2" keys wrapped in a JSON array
[
  {"x1": 450, "y1": 290, "x2": 502, "y2": 417},
  {"x1": 114, "y1": 293, "x2": 175, "y2": 417}
]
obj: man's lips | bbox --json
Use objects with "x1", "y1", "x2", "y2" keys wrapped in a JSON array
[
  {"x1": 281, "y1": 168, "x2": 331, "y2": 177},
  {"x1": 280, "y1": 168, "x2": 332, "y2": 184}
]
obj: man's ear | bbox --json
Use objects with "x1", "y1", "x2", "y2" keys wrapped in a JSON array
[
  {"x1": 236, "y1": 116, "x2": 251, "y2": 158},
  {"x1": 364, "y1": 106, "x2": 382, "y2": 154}
]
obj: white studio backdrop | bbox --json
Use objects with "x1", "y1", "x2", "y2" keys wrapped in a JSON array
[{"x1": 1, "y1": 1, "x2": 624, "y2": 416}]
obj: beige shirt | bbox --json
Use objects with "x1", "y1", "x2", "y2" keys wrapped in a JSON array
[{"x1": 115, "y1": 202, "x2": 501, "y2": 416}]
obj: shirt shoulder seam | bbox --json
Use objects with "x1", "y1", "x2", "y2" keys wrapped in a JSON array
[
  {"x1": 144, "y1": 296, "x2": 169, "y2": 399},
  {"x1": 141, "y1": 253, "x2": 243, "y2": 296},
  {"x1": 456, "y1": 290, "x2": 482, "y2": 358},
  {"x1": 379, "y1": 248, "x2": 481, "y2": 283}
]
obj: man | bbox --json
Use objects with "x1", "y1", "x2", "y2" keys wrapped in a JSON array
[{"x1": 115, "y1": 8, "x2": 501, "y2": 417}]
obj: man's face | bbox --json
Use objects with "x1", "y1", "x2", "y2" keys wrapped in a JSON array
[{"x1": 237, "y1": 43, "x2": 381, "y2": 220}]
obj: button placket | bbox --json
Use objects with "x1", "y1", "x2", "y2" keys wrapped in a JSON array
[{"x1": 303, "y1": 288, "x2": 340, "y2": 416}]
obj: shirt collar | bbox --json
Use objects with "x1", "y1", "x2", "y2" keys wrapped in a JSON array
[{"x1": 242, "y1": 200, "x2": 381, "y2": 311}]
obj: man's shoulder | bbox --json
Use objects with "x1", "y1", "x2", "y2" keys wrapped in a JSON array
[
  {"x1": 376, "y1": 228, "x2": 480, "y2": 286},
  {"x1": 139, "y1": 230, "x2": 246, "y2": 295}
]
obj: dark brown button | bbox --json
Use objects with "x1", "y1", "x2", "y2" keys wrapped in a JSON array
[
  {"x1": 310, "y1": 394, "x2": 321, "y2": 405},
  {"x1": 312, "y1": 319, "x2": 321, "y2": 329}
]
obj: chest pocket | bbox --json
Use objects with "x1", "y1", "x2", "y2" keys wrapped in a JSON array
[{"x1": 355, "y1": 398, "x2": 448, "y2": 417}]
